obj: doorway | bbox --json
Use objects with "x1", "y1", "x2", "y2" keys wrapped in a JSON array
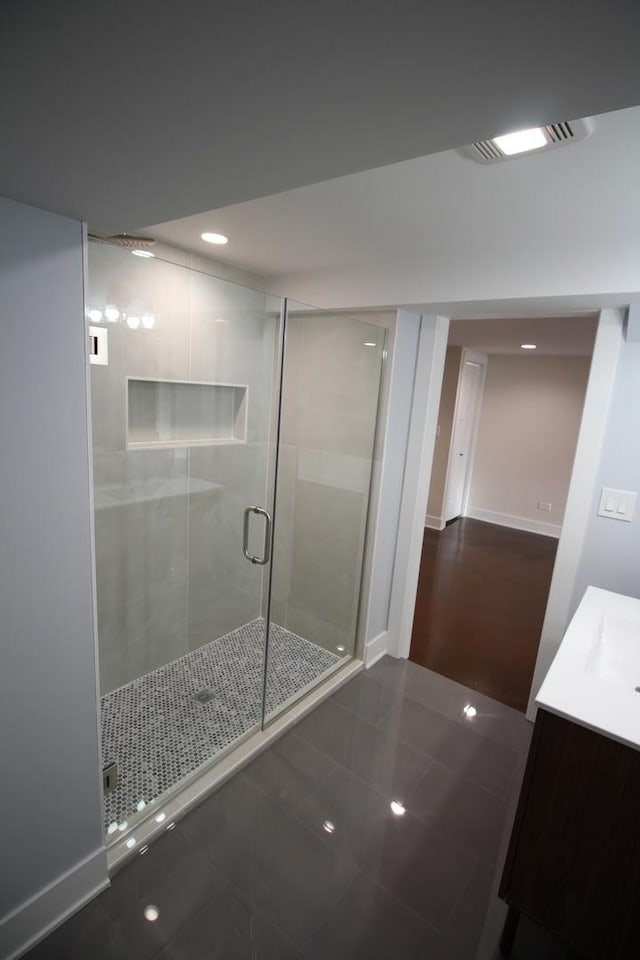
[{"x1": 410, "y1": 315, "x2": 597, "y2": 711}]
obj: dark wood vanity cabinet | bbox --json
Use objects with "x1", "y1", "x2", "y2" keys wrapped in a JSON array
[{"x1": 499, "y1": 708, "x2": 640, "y2": 959}]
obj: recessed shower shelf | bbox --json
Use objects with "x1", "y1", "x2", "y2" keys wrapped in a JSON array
[{"x1": 127, "y1": 377, "x2": 248, "y2": 449}]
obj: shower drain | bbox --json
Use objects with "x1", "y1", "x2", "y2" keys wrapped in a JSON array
[{"x1": 194, "y1": 688, "x2": 217, "y2": 704}]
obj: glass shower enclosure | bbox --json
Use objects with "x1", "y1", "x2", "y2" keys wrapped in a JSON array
[{"x1": 88, "y1": 242, "x2": 385, "y2": 838}]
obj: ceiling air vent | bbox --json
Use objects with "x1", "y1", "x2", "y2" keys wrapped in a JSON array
[{"x1": 461, "y1": 117, "x2": 592, "y2": 164}]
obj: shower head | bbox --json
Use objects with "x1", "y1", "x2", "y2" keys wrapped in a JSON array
[{"x1": 105, "y1": 233, "x2": 156, "y2": 252}]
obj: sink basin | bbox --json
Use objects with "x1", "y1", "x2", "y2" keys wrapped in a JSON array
[
  {"x1": 586, "y1": 613, "x2": 640, "y2": 689},
  {"x1": 537, "y1": 587, "x2": 640, "y2": 751}
]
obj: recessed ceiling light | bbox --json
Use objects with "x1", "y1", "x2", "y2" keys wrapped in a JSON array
[
  {"x1": 390, "y1": 800, "x2": 406, "y2": 816},
  {"x1": 201, "y1": 232, "x2": 228, "y2": 245},
  {"x1": 463, "y1": 704, "x2": 477, "y2": 719},
  {"x1": 521, "y1": 343, "x2": 537, "y2": 350},
  {"x1": 144, "y1": 905, "x2": 160, "y2": 922},
  {"x1": 131, "y1": 249, "x2": 155, "y2": 258},
  {"x1": 492, "y1": 128, "x2": 547, "y2": 156}
]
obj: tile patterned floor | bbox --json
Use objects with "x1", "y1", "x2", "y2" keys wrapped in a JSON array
[
  {"x1": 28, "y1": 658, "x2": 588, "y2": 960},
  {"x1": 101, "y1": 619, "x2": 339, "y2": 831}
]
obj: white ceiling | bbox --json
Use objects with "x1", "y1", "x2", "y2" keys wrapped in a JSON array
[
  {"x1": 448, "y1": 315, "x2": 598, "y2": 356},
  {"x1": 148, "y1": 106, "x2": 640, "y2": 275},
  {"x1": 1, "y1": 1, "x2": 640, "y2": 231},
  {"x1": 147, "y1": 105, "x2": 640, "y2": 312}
]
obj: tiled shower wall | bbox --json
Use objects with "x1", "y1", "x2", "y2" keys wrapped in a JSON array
[
  {"x1": 90, "y1": 244, "x2": 279, "y2": 694},
  {"x1": 271, "y1": 313, "x2": 385, "y2": 655}
]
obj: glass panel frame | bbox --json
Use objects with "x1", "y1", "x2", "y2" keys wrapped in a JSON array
[{"x1": 262, "y1": 298, "x2": 387, "y2": 727}]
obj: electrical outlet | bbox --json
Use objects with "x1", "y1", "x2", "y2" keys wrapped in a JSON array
[{"x1": 537, "y1": 501, "x2": 552, "y2": 512}]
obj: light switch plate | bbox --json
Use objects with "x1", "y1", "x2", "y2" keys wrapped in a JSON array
[{"x1": 597, "y1": 487, "x2": 636, "y2": 522}]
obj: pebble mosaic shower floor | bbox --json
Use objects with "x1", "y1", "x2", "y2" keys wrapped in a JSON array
[{"x1": 100, "y1": 619, "x2": 340, "y2": 832}]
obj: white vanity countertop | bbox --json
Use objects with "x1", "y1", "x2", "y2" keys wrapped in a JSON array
[{"x1": 536, "y1": 586, "x2": 640, "y2": 751}]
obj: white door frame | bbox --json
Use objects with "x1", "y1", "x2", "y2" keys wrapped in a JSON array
[
  {"x1": 389, "y1": 308, "x2": 624, "y2": 675},
  {"x1": 441, "y1": 348, "x2": 487, "y2": 522}
]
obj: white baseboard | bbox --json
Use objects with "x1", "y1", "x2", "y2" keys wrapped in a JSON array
[
  {"x1": 465, "y1": 506, "x2": 561, "y2": 538},
  {"x1": 425, "y1": 514, "x2": 446, "y2": 531},
  {"x1": 364, "y1": 630, "x2": 390, "y2": 667},
  {"x1": 0, "y1": 847, "x2": 109, "y2": 960}
]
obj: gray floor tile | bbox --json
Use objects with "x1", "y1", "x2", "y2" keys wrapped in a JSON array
[
  {"x1": 332, "y1": 670, "x2": 403, "y2": 725},
  {"x1": 99, "y1": 821, "x2": 195, "y2": 918},
  {"x1": 182, "y1": 774, "x2": 357, "y2": 947},
  {"x1": 292, "y1": 764, "x2": 412, "y2": 867},
  {"x1": 391, "y1": 695, "x2": 519, "y2": 797},
  {"x1": 294, "y1": 698, "x2": 430, "y2": 799},
  {"x1": 354, "y1": 805, "x2": 478, "y2": 929},
  {"x1": 438, "y1": 859, "x2": 496, "y2": 960},
  {"x1": 305, "y1": 870, "x2": 445, "y2": 960},
  {"x1": 155, "y1": 888, "x2": 303, "y2": 959},
  {"x1": 24, "y1": 901, "x2": 135, "y2": 960},
  {"x1": 180, "y1": 774, "x2": 262, "y2": 899},
  {"x1": 250, "y1": 797, "x2": 358, "y2": 947},
  {"x1": 243, "y1": 729, "x2": 337, "y2": 815},
  {"x1": 292, "y1": 761, "x2": 480, "y2": 931},
  {"x1": 110, "y1": 850, "x2": 229, "y2": 960},
  {"x1": 406, "y1": 761, "x2": 510, "y2": 865},
  {"x1": 368, "y1": 657, "x2": 533, "y2": 755}
]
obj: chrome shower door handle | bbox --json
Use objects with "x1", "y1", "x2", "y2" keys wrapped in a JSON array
[{"x1": 242, "y1": 506, "x2": 272, "y2": 565}]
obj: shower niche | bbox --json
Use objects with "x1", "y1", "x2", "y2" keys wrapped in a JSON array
[{"x1": 127, "y1": 377, "x2": 248, "y2": 448}]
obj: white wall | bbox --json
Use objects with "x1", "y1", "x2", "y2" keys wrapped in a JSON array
[
  {"x1": 426, "y1": 346, "x2": 461, "y2": 527},
  {"x1": 527, "y1": 310, "x2": 624, "y2": 716},
  {"x1": 364, "y1": 310, "x2": 421, "y2": 663},
  {"x1": 571, "y1": 335, "x2": 640, "y2": 605},
  {"x1": 0, "y1": 199, "x2": 107, "y2": 957},
  {"x1": 467, "y1": 355, "x2": 591, "y2": 536}
]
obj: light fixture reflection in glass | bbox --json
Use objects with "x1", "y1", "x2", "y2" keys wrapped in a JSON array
[
  {"x1": 323, "y1": 820, "x2": 336, "y2": 834},
  {"x1": 126, "y1": 315, "x2": 141, "y2": 329},
  {"x1": 144, "y1": 905, "x2": 160, "y2": 922},
  {"x1": 520, "y1": 343, "x2": 537, "y2": 350},
  {"x1": 390, "y1": 801, "x2": 406, "y2": 816},
  {"x1": 88, "y1": 308, "x2": 103, "y2": 323},
  {"x1": 104, "y1": 304, "x2": 120, "y2": 322},
  {"x1": 155, "y1": 812, "x2": 166, "y2": 824},
  {"x1": 118, "y1": 821, "x2": 128, "y2": 832},
  {"x1": 107, "y1": 821, "x2": 119, "y2": 835},
  {"x1": 215, "y1": 317, "x2": 226, "y2": 323},
  {"x1": 364, "y1": 342, "x2": 377, "y2": 347},
  {"x1": 131, "y1": 249, "x2": 155, "y2": 258},
  {"x1": 493, "y1": 128, "x2": 547, "y2": 156},
  {"x1": 463, "y1": 704, "x2": 477, "y2": 719},
  {"x1": 201, "y1": 232, "x2": 228, "y2": 245},
  {"x1": 141, "y1": 313, "x2": 156, "y2": 329},
  {"x1": 136, "y1": 799, "x2": 147, "y2": 812},
  {"x1": 336, "y1": 645, "x2": 346, "y2": 654},
  {"x1": 126, "y1": 837, "x2": 137, "y2": 849}
]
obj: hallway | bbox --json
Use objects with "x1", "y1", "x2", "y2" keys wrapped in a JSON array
[{"x1": 410, "y1": 518, "x2": 558, "y2": 712}]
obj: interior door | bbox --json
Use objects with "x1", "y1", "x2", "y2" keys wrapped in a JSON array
[{"x1": 443, "y1": 354, "x2": 486, "y2": 522}]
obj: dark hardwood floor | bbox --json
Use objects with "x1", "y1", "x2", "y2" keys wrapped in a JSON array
[{"x1": 410, "y1": 517, "x2": 558, "y2": 712}]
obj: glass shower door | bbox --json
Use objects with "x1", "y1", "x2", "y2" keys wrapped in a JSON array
[
  {"x1": 89, "y1": 241, "x2": 282, "y2": 836},
  {"x1": 263, "y1": 301, "x2": 386, "y2": 723}
]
